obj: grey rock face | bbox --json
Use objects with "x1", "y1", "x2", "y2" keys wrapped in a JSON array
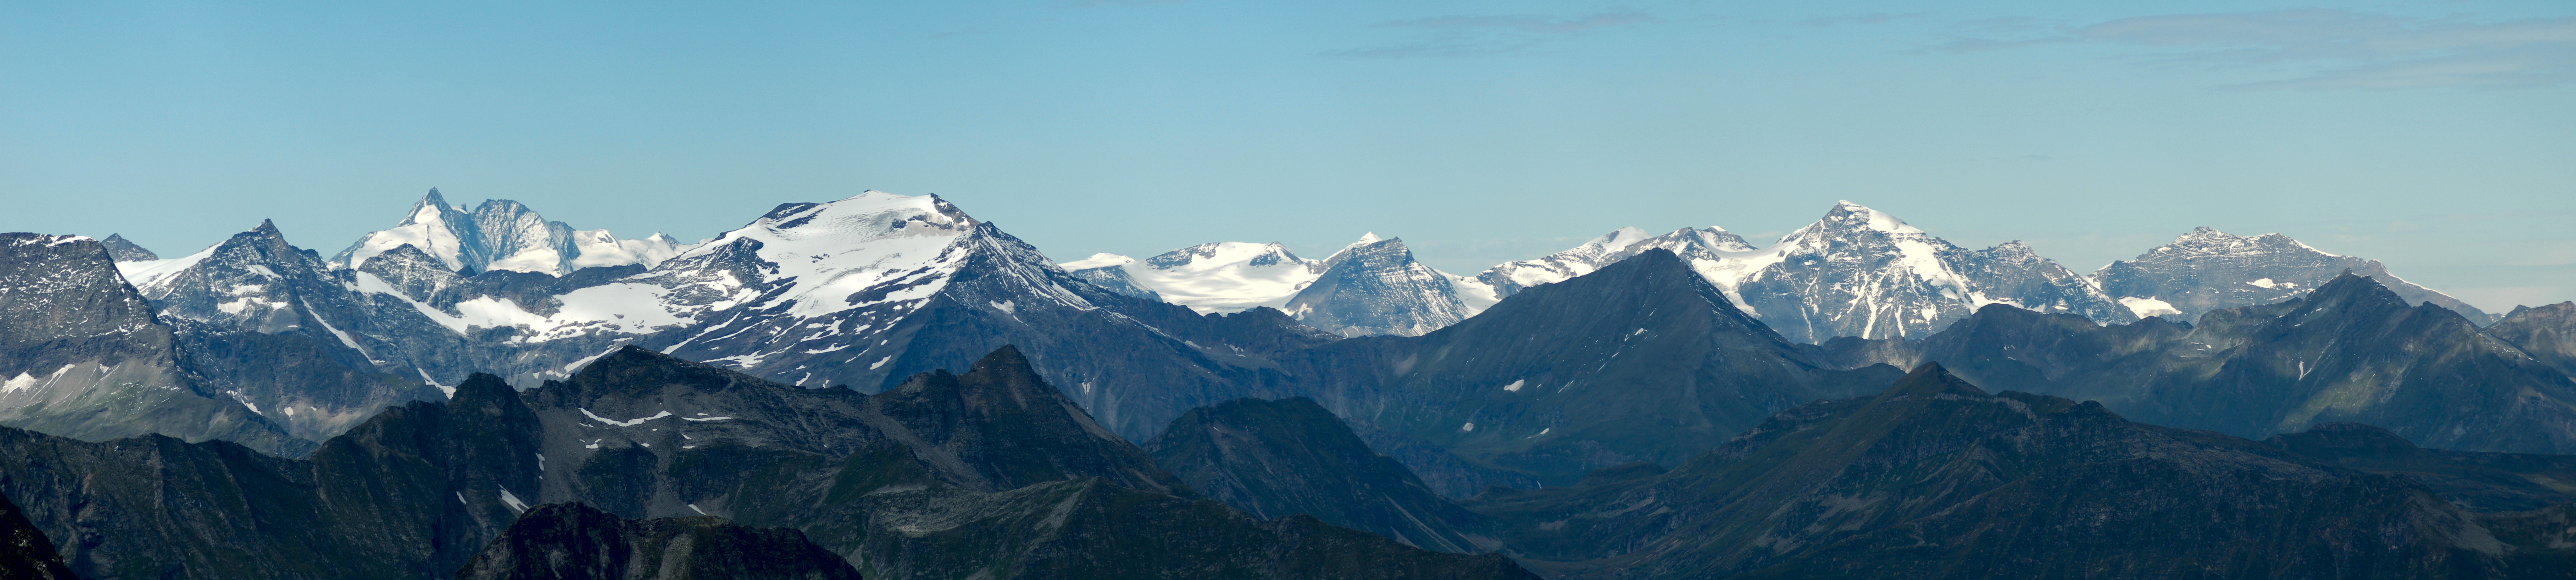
[
  {"x1": 453, "y1": 503, "x2": 862, "y2": 580},
  {"x1": 2093, "y1": 226, "x2": 2492, "y2": 323},
  {"x1": 120, "y1": 221, "x2": 447, "y2": 445},
  {"x1": 97, "y1": 234, "x2": 157, "y2": 262},
  {"x1": 1284, "y1": 236, "x2": 1469, "y2": 337},
  {"x1": 0, "y1": 233, "x2": 307, "y2": 455},
  {"x1": 2488, "y1": 302, "x2": 2576, "y2": 376}
]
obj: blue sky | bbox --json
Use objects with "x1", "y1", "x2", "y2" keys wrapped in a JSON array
[{"x1": 4, "y1": 0, "x2": 2571, "y2": 310}]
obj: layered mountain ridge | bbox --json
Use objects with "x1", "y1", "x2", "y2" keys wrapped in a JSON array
[
  {"x1": 1813, "y1": 272, "x2": 2576, "y2": 454},
  {"x1": 1469, "y1": 363, "x2": 2568, "y2": 579},
  {"x1": 0, "y1": 344, "x2": 1539, "y2": 580}
]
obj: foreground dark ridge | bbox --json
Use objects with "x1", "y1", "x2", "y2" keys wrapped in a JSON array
[
  {"x1": 0, "y1": 344, "x2": 1537, "y2": 580},
  {"x1": 1467, "y1": 363, "x2": 2575, "y2": 579},
  {"x1": 1267, "y1": 248, "x2": 1906, "y2": 490},
  {"x1": 452, "y1": 502, "x2": 861, "y2": 580}
]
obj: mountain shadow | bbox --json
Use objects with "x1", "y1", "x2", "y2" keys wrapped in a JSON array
[
  {"x1": 1147, "y1": 396, "x2": 1493, "y2": 553},
  {"x1": 1272, "y1": 249, "x2": 1903, "y2": 489},
  {"x1": 1468, "y1": 363, "x2": 2568, "y2": 579},
  {"x1": 0, "y1": 344, "x2": 1538, "y2": 580}
]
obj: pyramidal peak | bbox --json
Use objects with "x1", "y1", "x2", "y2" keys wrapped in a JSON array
[{"x1": 334, "y1": 188, "x2": 691, "y2": 276}]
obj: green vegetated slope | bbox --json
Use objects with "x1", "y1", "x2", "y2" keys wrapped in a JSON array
[{"x1": 1466, "y1": 364, "x2": 2576, "y2": 579}]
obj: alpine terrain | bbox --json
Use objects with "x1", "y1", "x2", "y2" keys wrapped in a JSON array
[
  {"x1": 1466, "y1": 202, "x2": 2138, "y2": 344},
  {"x1": 2094, "y1": 226, "x2": 2493, "y2": 322}
]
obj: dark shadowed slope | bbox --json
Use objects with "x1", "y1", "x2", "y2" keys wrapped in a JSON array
[
  {"x1": 2264, "y1": 422, "x2": 2576, "y2": 512},
  {"x1": 452, "y1": 502, "x2": 860, "y2": 580},
  {"x1": 0, "y1": 492, "x2": 74, "y2": 580},
  {"x1": 1470, "y1": 364, "x2": 2558, "y2": 579},
  {"x1": 0, "y1": 344, "x2": 1539, "y2": 580},
  {"x1": 1147, "y1": 396, "x2": 1492, "y2": 553},
  {"x1": 1276, "y1": 249, "x2": 1902, "y2": 488}
]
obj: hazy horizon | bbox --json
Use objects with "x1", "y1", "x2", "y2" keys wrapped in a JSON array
[{"x1": 5, "y1": 0, "x2": 2569, "y2": 310}]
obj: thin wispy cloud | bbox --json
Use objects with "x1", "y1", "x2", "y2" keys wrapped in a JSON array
[
  {"x1": 1331, "y1": 12, "x2": 1657, "y2": 59},
  {"x1": 1929, "y1": 10, "x2": 2576, "y2": 90},
  {"x1": 1798, "y1": 13, "x2": 1927, "y2": 27}
]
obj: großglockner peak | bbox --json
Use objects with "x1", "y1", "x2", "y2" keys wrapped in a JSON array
[
  {"x1": 332, "y1": 188, "x2": 689, "y2": 276},
  {"x1": 1282, "y1": 233, "x2": 1481, "y2": 337},
  {"x1": 2092, "y1": 226, "x2": 2492, "y2": 323}
]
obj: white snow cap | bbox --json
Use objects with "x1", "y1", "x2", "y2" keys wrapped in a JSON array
[
  {"x1": 673, "y1": 190, "x2": 982, "y2": 320},
  {"x1": 1353, "y1": 232, "x2": 1385, "y2": 245},
  {"x1": 1059, "y1": 253, "x2": 1135, "y2": 270},
  {"x1": 1830, "y1": 201, "x2": 1926, "y2": 235}
]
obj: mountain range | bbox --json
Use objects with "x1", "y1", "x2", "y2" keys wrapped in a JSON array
[
  {"x1": 5, "y1": 188, "x2": 2573, "y2": 578},
  {"x1": 1080, "y1": 200, "x2": 2491, "y2": 342}
]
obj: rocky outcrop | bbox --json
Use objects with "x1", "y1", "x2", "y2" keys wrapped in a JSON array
[
  {"x1": 2488, "y1": 302, "x2": 2576, "y2": 376},
  {"x1": 0, "y1": 232, "x2": 307, "y2": 455},
  {"x1": 1284, "y1": 235, "x2": 1473, "y2": 337}
]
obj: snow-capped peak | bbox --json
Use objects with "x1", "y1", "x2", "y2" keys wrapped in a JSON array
[
  {"x1": 1353, "y1": 232, "x2": 1385, "y2": 245},
  {"x1": 335, "y1": 189, "x2": 691, "y2": 275}
]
